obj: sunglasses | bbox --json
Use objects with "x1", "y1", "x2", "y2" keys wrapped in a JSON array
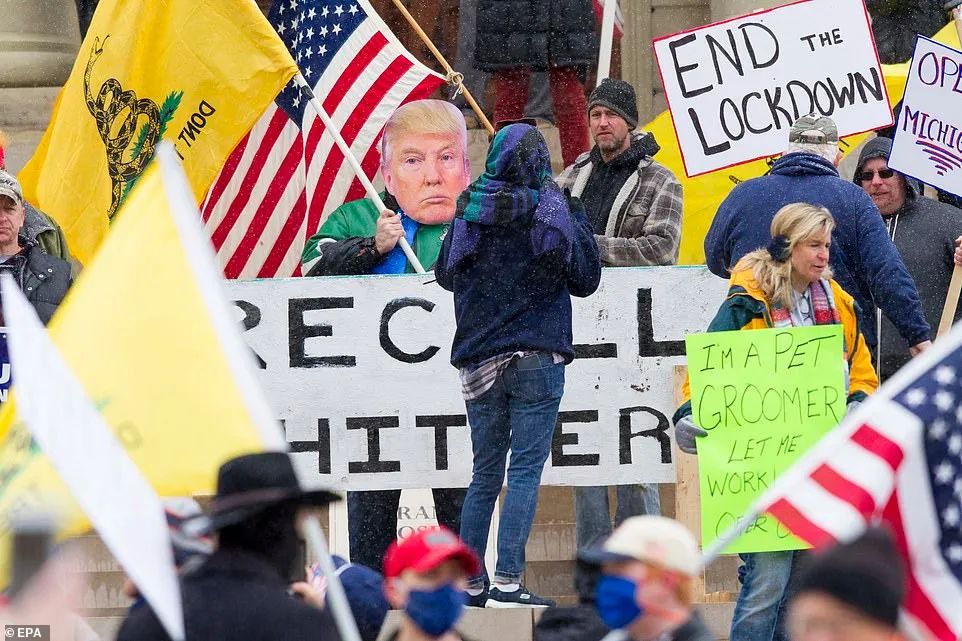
[{"x1": 858, "y1": 168, "x2": 895, "y2": 182}]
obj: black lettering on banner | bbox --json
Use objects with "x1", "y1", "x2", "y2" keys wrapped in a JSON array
[
  {"x1": 619, "y1": 406, "x2": 672, "y2": 465},
  {"x1": 551, "y1": 411, "x2": 601, "y2": 467},
  {"x1": 380, "y1": 298, "x2": 441, "y2": 364},
  {"x1": 233, "y1": 300, "x2": 266, "y2": 369},
  {"x1": 289, "y1": 297, "x2": 356, "y2": 368},
  {"x1": 738, "y1": 22, "x2": 779, "y2": 69},
  {"x1": 669, "y1": 34, "x2": 713, "y2": 98},
  {"x1": 574, "y1": 343, "x2": 618, "y2": 359},
  {"x1": 347, "y1": 416, "x2": 401, "y2": 473},
  {"x1": 287, "y1": 418, "x2": 332, "y2": 474},
  {"x1": 706, "y1": 31, "x2": 744, "y2": 85},
  {"x1": 637, "y1": 289, "x2": 685, "y2": 357},
  {"x1": 415, "y1": 414, "x2": 467, "y2": 471},
  {"x1": 688, "y1": 107, "x2": 732, "y2": 156}
]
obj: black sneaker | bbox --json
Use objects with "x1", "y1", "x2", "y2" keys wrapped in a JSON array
[
  {"x1": 485, "y1": 585, "x2": 555, "y2": 608},
  {"x1": 464, "y1": 589, "x2": 488, "y2": 608}
]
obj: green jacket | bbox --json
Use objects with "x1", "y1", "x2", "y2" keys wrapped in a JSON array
[{"x1": 300, "y1": 193, "x2": 447, "y2": 276}]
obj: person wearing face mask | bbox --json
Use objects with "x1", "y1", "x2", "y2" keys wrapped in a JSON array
[
  {"x1": 382, "y1": 527, "x2": 481, "y2": 641},
  {"x1": 578, "y1": 516, "x2": 712, "y2": 641},
  {"x1": 116, "y1": 452, "x2": 342, "y2": 641}
]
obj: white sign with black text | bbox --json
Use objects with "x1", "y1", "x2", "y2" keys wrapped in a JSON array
[
  {"x1": 653, "y1": 0, "x2": 891, "y2": 177},
  {"x1": 224, "y1": 267, "x2": 728, "y2": 491}
]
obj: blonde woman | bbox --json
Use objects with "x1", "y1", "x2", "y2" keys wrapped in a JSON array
[{"x1": 673, "y1": 203, "x2": 877, "y2": 641}]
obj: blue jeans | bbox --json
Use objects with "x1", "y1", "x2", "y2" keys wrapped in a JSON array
[
  {"x1": 459, "y1": 352, "x2": 565, "y2": 588},
  {"x1": 574, "y1": 484, "x2": 661, "y2": 549},
  {"x1": 731, "y1": 550, "x2": 805, "y2": 641}
]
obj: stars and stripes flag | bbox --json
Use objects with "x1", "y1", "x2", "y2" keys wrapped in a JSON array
[
  {"x1": 593, "y1": 0, "x2": 624, "y2": 39},
  {"x1": 744, "y1": 328, "x2": 962, "y2": 641},
  {"x1": 201, "y1": 0, "x2": 445, "y2": 278}
]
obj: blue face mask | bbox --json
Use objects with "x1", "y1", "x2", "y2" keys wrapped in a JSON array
[
  {"x1": 405, "y1": 584, "x2": 466, "y2": 637},
  {"x1": 595, "y1": 575, "x2": 643, "y2": 630}
]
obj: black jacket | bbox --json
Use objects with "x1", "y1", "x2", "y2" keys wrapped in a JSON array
[
  {"x1": 0, "y1": 240, "x2": 72, "y2": 325},
  {"x1": 867, "y1": 0, "x2": 951, "y2": 64},
  {"x1": 116, "y1": 549, "x2": 341, "y2": 641},
  {"x1": 474, "y1": 0, "x2": 597, "y2": 72}
]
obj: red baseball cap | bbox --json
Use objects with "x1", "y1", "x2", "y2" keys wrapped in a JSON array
[{"x1": 383, "y1": 527, "x2": 480, "y2": 579}]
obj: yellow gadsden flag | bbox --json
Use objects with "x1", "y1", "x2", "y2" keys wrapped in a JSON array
[
  {"x1": 655, "y1": 21, "x2": 962, "y2": 265},
  {"x1": 18, "y1": 0, "x2": 297, "y2": 266},
  {"x1": 0, "y1": 145, "x2": 287, "y2": 575}
]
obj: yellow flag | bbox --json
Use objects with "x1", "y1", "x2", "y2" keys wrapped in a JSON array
[
  {"x1": 0, "y1": 145, "x2": 286, "y2": 576},
  {"x1": 657, "y1": 21, "x2": 962, "y2": 265},
  {"x1": 18, "y1": 0, "x2": 297, "y2": 265}
]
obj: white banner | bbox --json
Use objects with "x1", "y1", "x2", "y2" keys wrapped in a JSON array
[
  {"x1": 889, "y1": 36, "x2": 962, "y2": 197},
  {"x1": 224, "y1": 267, "x2": 728, "y2": 491},
  {"x1": 653, "y1": 0, "x2": 891, "y2": 177}
]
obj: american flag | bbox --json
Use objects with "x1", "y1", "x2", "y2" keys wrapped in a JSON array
[
  {"x1": 201, "y1": 0, "x2": 445, "y2": 278},
  {"x1": 751, "y1": 332, "x2": 962, "y2": 641},
  {"x1": 593, "y1": 0, "x2": 624, "y2": 39}
]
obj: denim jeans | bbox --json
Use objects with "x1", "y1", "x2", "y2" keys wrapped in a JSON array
[
  {"x1": 573, "y1": 484, "x2": 662, "y2": 549},
  {"x1": 459, "y1": 352, "x2": 565, "y2": 588},
  {"x1": 730, "y1": 550, "x2": 805, "y2": 641},
  {"x1": 347, "y1": 487, "x2": 467, "y2": 573}
]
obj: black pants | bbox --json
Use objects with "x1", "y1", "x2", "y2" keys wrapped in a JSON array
[
  {"x1": 347, "y1": 488, "x2": 466, "y2": 572},
  {"x1": 75, "y1": 0, "x2": 99, "y2": 38}
]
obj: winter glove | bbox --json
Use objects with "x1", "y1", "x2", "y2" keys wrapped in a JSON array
[
  {"x1": 674, "y1": 415, "x2": 707, "y2": 454},
  {"x1": 846, "y1": 400, "x2": 862, "y2": 415}
]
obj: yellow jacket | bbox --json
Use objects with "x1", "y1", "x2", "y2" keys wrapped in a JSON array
[{"x1": 675, "y1": 265, "x2": 879, "y2": 421}]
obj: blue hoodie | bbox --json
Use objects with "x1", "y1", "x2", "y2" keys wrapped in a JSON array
[{"x1": 704, "y1": 152, "x2": 930, "y2": 349}]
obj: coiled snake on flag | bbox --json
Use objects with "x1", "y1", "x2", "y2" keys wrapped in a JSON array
[{"x1": 84, "y1": 36, "x2": 161, "y2": 219}]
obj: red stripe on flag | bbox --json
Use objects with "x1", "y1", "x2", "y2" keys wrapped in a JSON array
[
  {"x1": 810, "y1": 464, "x2": 879, "y2": 516},
  {"x1": 223, "y1": 141, "x2": 303, "y2": 277},
  {"x1": 303, "y1": 33, "x2": 389, "y2": 168},
  {"x1": 306, "y1": 55, "x2": 413, "y2": 235},
  {"x1": 210, "y1": 109, "x2": 290, "y2": 250},
  {"x1": 882, "y1": 493, "x2": 956, "y2": 641},
  {"x1": 767, "y1": 498, "x2": 836, "y2": 547},
  {"x1": 258, "y1": 190, "x2": 307, "y2": 278},
  {"x1": 851, "y1": 424, "x2": 905, "y2": 471},
  {"x1": 202, "y1": 127, "x2": 254, "y2": 223}
]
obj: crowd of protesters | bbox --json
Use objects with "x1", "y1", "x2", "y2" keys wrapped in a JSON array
[{"x1": 4, "y1": 1, "x2": 962, "y2": 641}]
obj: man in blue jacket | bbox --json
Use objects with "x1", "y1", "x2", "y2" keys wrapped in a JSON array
[{"x1": 704, "y1": 115, "x2": 931, "y2": 356}]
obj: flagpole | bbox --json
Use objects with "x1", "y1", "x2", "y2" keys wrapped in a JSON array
[
  {"x1": 387, "y1": 0, "x2": 495, "y2": 136},
  {"x1": 293, "y1": 75, "x2": 426, "y2": 274},
  {"x1": 302, "y1": 515, "x2": 363, "y2": 641},
  {"x1": 596, "y1": 0, "x2": 617, "y2": 83},
  {"x1": 699, "y1": 508, "x2": 761, "y2": 569}
]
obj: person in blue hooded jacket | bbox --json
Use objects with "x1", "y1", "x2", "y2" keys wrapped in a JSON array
[
  {"x1": 435, "y1": 123, "x2": 601, "y2": 608},
  {"x1": 704, "y1": 115, "x2": 931, "y2": 357}
]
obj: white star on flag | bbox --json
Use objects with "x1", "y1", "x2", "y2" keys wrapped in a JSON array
[{"x1": 905, "y1": 388, "x2": 927, "y2": 407}]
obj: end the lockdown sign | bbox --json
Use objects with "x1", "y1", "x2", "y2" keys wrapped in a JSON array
[{"x1": 685, "y1": 325, "x2": 845, "y2": 553}]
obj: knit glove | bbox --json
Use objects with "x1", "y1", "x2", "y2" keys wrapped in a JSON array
[
  {"x1": 846, "y1": 400, "x2": 862, "y2": 415},
  {"x1": 675, "y1": 415, "x2": 707, "y2": 454}
]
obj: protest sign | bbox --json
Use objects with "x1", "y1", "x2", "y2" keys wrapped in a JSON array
[
  {"x1": 0, "y1": 330, "x2": 9, "y2": 403},
  {"x1": 653, "y1": 0, "x2": 892, "y2": 177},
  {"x1": 685, "y1": 325, "x2": 846, "y2": 553},
  {"x1": 223, "y1": 267, "x2": 729, "y2": 491},
  {"x1": 889, "y1": 36, "x2": 962, "y2": 198}
]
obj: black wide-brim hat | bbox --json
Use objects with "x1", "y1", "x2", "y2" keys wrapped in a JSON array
[{"x1": 188, "y1": 452, "x2": 341, "y2": 535}]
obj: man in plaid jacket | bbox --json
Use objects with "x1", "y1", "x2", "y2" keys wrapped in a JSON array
[
  {"x1": 556, "y1": 78, "x2": 682, "y2": 268},
  {"x1": 556, "y1": 78, "x2": 682, "y2": 551}
]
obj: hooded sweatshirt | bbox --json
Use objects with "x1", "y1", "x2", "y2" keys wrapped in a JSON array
[{"x1": 854, "y1": 137, "x2": 962, "y2": 380}]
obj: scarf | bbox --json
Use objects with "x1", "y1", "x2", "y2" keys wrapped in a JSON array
[
  {"x1": 445, "y1": 123, "x2": 573, "y2": 270},
  {"x1": 769, "y1": 279, "x2": 841, "y2": 327}
]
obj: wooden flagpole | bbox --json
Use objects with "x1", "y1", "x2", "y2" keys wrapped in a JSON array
[{"x1": 388, "y1": 0, "x2": 495, "y2": 136}]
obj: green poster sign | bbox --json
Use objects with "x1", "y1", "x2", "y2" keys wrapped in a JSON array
[{"x1": 685, "y1": 325, "x2": 846, "y2": 553}]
